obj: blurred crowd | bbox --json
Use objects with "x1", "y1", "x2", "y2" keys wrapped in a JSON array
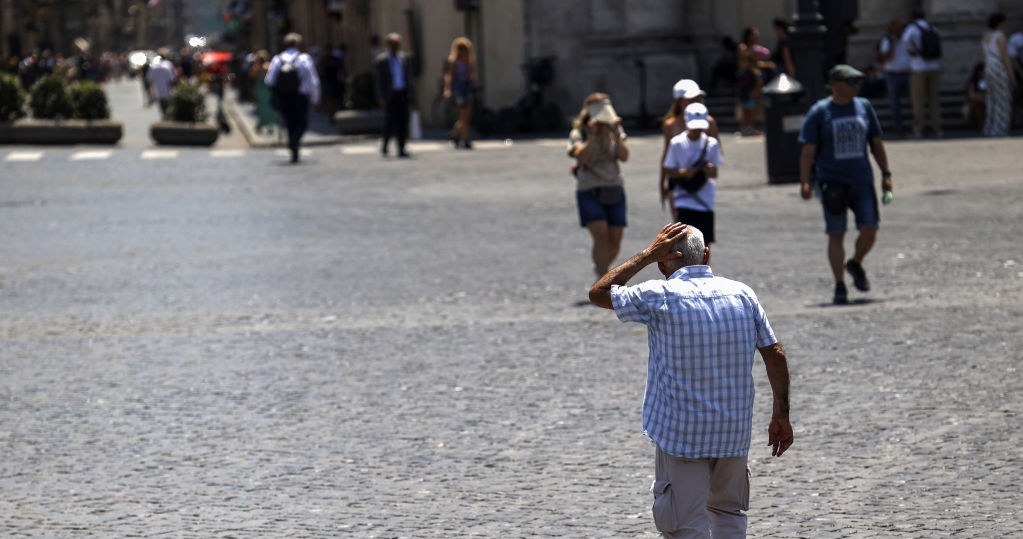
[{"x1": 2, "y1": 49, "x2": 130, "y2": 89}]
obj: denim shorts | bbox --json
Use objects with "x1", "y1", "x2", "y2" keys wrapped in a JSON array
[
  {"x1": 451, "y1": 81, "x2": 473, "y2": 107},
  {"x1": 821, "y1": 181, "x2": 879, "y2": 234},
  {"x1": 577, "y1": 188, "x2": 627, "y2": 227}
]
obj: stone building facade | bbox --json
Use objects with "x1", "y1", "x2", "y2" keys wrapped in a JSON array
[{"x1": 268, "y1": 0, "x2": 1021, "y2": 128}]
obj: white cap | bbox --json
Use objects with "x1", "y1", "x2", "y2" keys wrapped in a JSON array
[
  {"x1": 684, "y1": 102, "x2": 710, "y2": 130},
  {"x1": 672, "y1": 79, "x2": 705, "y2": 100}
]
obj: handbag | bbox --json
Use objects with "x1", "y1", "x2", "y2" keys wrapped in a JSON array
[{"x1": 593, "y1": 185, "x2": 625, "y2": 205}]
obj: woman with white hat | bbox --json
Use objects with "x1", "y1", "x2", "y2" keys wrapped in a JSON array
[{"x1": 568, "y1": 93, "x2": 630, "y2": 278}]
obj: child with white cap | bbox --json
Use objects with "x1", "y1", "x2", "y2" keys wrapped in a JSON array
[{"x1": 662, "y1": 102, "x2": 724, "y2": 243}]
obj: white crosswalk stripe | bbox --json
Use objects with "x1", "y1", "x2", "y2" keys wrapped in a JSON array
[
  {"x1": 140, "y1": 150, "x2": 179, "y2": 160},
  {"x1": 1, "y1": 138, "x2": 528, "y2": 163},
  {"x1": 274, "y1": 148, "x2": 312, "y2": 158},
  {"x1": 210, "y1": 149, "x2": 246, "y2": 158},
  {"x1": 4, "y1": 151, "x2": 43, "y2": 162},
  {"x1": 70, "y1": 150, "x2": 113, "y2": 161},
  {"x1": 341, "y1": 146, "x2": 378, "y2": 155},
  {"x1": 473, "y1": 140, "x2": 515, "y2": 150}
]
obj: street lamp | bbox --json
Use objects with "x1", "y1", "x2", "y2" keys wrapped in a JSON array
[{"x1": 789, "y1": 0, "x2": 827, "y2": 102}]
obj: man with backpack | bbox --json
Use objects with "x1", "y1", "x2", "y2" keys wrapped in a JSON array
[
  {"x1": 265, "y1": 33, "x2": 321, "y2": 163},
  {"x1": 798, "y1": 65, "x2": 893, "y2": 305},
  {"x1": 901, "y1": 9, "x2": 943, "y2": 138}
]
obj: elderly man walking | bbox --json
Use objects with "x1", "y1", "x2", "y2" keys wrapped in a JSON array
[{"x1": 590, "y1": 223, "x2": 793, "y2": 539}]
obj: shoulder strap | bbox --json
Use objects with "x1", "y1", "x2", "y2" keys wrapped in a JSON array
[{"x1": 690, "y1": 136, "x2": 709, "y2": 167}]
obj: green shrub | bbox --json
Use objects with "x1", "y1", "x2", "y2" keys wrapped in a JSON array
[
  {"x1": 166, "y1": 83, "x2": 208, "y2": 122},
  {"x1": 29, "y1": 75, "x2": 73, "y2": 119},
  {"x1": 68, "y1": 81, "x2": 110, "y2": 120},
  {"x1": 345, "y1": 70, "x2": 376, "y2": 110},
  {"x1": 0, "y1": 72, "x2": 26, "y2": 122}
]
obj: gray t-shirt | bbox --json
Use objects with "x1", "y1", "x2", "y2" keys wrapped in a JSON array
[{"x1": 568, "y1": 125, "x2": 627, "y2": 190}]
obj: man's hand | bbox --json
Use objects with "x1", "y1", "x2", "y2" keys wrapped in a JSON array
[
  {"x1": 644, "y1": 222, "x2": 689, "y2": 264},
  {"x1": 589, "y1": 223, "x2": 689, "y2": 309},
  {"x1": 800, "y1": 181, "x2": 813, "y2": 200},
  {"x1": 768, "y1": 415, "x2": 793, "y2": 456}
]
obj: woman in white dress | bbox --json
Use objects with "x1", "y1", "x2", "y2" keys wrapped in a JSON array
[{"x1": 983, "y1": 13, "x2": 1015, "y2": 137}]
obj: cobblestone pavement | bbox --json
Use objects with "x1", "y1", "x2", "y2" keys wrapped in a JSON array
[{"x1": 1, "y1": 133, "x2": 1021, "y2": 537}]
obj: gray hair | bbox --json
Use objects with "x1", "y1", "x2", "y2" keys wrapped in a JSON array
[{"x1": 673, "y1": 226, "x2": 706, "y2": 266}]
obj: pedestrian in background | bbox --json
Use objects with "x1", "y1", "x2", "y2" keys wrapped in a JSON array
[
  {"x1": 373, "y1": 32, "x2": 415, "y2": 158},
  {"x1": 1008, "y1": 23, "x2": 1023, "y2": 125},
  {"x1": 249, "y1": 50, "x2": 278, "y2": 134},
  {"x1": 659, "y1": 79, "x2": 720, "y2": 218},
  {"x1": 663, "y1": 103, "x2": 723, "y2": 244},
  {"x1": 735, "y1": 26, "x2": 771, "y2": 136},
  {"x1": 771, "y1": 17, "x2": 796, "y2": 77},
  {"x1": 799, "y1": 65, "x2": 893, "y2": 305},
  {"x1": 902, "y1": 8, "x2": 943, "y2": 138},
  {"x1": 982, "y1": 13, "x2": 1016, "y2": 137},
  {"x1": 265, "y1": 32, "x2": 321, "y2": 163},
  {"x1": 146, "y1": 48, "x2": 176, "y2": 119},
  {"x1": 589, "y1": 222, "x2": 793, "y2": 539},
  {"x1": 964, "y1": 62, "x2": 987, "y2": 130},
  {"x1": 877, "y1": 18, "x2": 912, "y2": 136},
  {"x1": 443, "y1": 37, "x2": 477, "y2": 149},
  {"x1": 568, "y1": 93, "x2": 629, "y2": 279}
]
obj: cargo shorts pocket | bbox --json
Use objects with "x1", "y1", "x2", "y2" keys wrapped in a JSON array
[
  {"x1": 651, "y1": 479, "x2": 679, "y2": 533},
  {"x1": 821, "y1": 181, "x2": 851, "y2": 215}
]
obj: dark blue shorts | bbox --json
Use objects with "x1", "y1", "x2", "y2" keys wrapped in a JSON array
[
  {"x1": 821, "y1": 181, "x2": 879, "y2": 234},
  {"x1": 451, "y1": 81, "x2": 473, "y2": 107},
  {"x1": 577, "y1": 188, "x2": 627, "y2": 228}
]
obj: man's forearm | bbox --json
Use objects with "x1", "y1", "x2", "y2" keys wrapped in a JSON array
[
  {"x1": 588, "y1": 249, "x2": 653, "y2": 309},
  {"x1": 760, "y1": 343, "x2": 790, "y2": 417}
]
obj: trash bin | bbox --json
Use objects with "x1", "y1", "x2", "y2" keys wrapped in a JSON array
[{"x1": 762, "y1": 73, "x2": 806, "y2": 184}]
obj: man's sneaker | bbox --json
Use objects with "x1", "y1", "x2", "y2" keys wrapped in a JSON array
[
  {"x1": 833, "y1": 282, "x2": 849, "y2": 305},
  {"x1": 845, "y1": 259, "x2": 870, "y2": 292}
]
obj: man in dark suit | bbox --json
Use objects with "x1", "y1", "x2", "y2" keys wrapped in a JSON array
[{"x1": 373, "y1": 33, "x2": 415, "y2": 157}]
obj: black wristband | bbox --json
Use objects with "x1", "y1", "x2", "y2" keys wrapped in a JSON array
[{"x1": 881, "y1": 170, "x2": 892, "y2": 178}]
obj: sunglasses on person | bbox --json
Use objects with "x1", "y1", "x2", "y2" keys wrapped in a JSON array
[{"x1": 841, "y1": 77, "x2": 865, "y2": 86}]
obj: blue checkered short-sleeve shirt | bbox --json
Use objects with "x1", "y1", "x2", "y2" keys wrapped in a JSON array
[{"x1": 611, "y1": 265, "x2": 777, "y2": 458}]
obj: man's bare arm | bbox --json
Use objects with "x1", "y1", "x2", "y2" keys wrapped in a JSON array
[{"x1": 759, "y1": 342, "x2": 793, "y2": 456}]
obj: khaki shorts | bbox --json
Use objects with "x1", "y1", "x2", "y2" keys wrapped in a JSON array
[{"x1": 651, "y1": 446, "x2": 750, "y2": 538}]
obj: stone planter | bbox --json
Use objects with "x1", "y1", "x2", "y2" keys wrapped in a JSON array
[
  {"x1": 149, "y1": 121, "x2": 219, "y2": 146},
  {"x1": 0, "y1": 119, "x2": 123, "y2": 144},
  {"x1": 333, "y1": 109, "x2": 384, "y2": 135}
]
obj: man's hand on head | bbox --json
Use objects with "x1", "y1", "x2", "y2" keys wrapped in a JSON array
[
  {"x1": 589, "y1": 223, "x2": 689, "y2": 310},
  {"x1": 644, "y1": 222, "x2": 689, "y2": 265}
]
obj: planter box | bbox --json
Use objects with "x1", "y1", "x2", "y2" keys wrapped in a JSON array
[
  {"x1": 0, "y1": 119, "x2": 123, "y2": 144},
  {"x1": 150, "y1": 121, "x2": 219, "y2": 146},
  {"x1": 333, "y1": 109, "x2": 384, "y2": 135}
]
